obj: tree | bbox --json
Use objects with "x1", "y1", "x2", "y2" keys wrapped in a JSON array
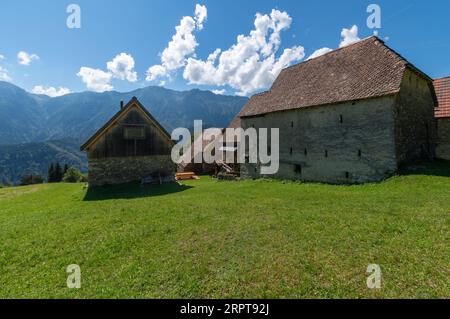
[
  {"x1": 62, "y1": 167, "x2": 85, "y2": 183},
  {"x1": 55, "y1": 162, "x2": 63, "y2": 182},
  {"x1": 48, "y1": 163, "x2": 55, "y2": 183}
]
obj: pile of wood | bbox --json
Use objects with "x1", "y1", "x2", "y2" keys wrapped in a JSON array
[{"x1": 175, "y1": 172, "x2": 200, "y2": 181}]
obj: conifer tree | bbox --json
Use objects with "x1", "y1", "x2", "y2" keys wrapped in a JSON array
[
  {"x1": 55, "y1": 162, "x2": 63, "y2": 182},
  {"x1": 48, "y1": 163, "x2": 55, "y2": 183}
]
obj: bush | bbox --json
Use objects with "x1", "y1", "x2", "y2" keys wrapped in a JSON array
[
  {"x1": 78, "y1": 173, "x2": 88, "y2": 183},
  {"x1": 62, "y1": 167, "x2": 85, "y2": 183}
]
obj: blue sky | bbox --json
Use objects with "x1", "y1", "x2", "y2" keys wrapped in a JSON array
[{"x1": 0, "y1": 0, "x2": 449, "y2": 96}]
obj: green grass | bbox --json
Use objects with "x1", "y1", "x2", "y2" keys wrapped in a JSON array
[{"x1": 0, "y1": 162, "x2": 449, "y2": 298}]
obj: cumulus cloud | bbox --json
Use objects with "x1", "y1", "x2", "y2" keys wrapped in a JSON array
[
  {"x1": 183, "y1": 9, "x2": 304, "y2": 96},
  {"x1": 339, "y1": 25, "x2": 360, "y2": 47},
  {"x1": 77, "y1": 67, "x2": 113, "y2": 92},
  {"x1": 0, "y1": 66, "x2": 12, "y2": 82},
  {"x1": 146, "y1": 4, "x2": 207, "y2": 81},
  {"x1": 32, "y1": 85, "x2": 71, "y2": 97},
  {"x1": 107, "y1": 53, "x2": 138, "y2": 82},
  {"x1": 77, "y1": 52, "x2": 137, "y2": 92},
  {"x1": 0, "y1": 54, "x2": 5, "y2": 60},
  {"x1": 306, "y1": 25, "x2": 361, "y2": 61},
  {"x1": 195, "y1": 4, "x2": 207, "y2": 30},
  {"x1": 307, "y1": 47, "x2": 333, "y2": 60},
  {"x1": 17, "y1": 51, "x2": 40, "y2": 65}
]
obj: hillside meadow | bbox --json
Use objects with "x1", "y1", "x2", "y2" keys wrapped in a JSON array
[{"x1": 0, "y1": 162, "x2": 449, "y2": 298}]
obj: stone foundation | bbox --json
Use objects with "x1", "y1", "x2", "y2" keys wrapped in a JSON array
[{"x1": 88, "y1": 155, "x2": 175, "y2": 186}]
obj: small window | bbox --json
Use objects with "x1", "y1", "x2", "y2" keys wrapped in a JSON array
[
  {"x1": 290, "y1": 147, "x2": 293, "y2": 155},
  {"x1": 124, "y1": 126, "x2": 145, "y2": 140},
  {"x1": 291, "y1": 121, "x2": 294, "y2": 128},
  {"x1": 339, "y1": 115, "x2": 343, "y2": 123},
  {"x1": 345, "y1": 171, "x2": 350, "y2": 179},
  {"x1": 325, "y1": 150, "x2": 328, "y2": 158},
  {"x1": 358, "y1": 150, "x2": 362, "y2": 158},
  {"x1": 304, "y1": 148, "x2": 308, "y2": 156},
  {"x1": 294, "y1": 164, "x2": 302, "y2": 174}
]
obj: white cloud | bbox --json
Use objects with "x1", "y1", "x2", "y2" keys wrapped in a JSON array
[
  {"x1": 31, "y1": 85, "x2": 71, "y2": 97},
  {"x1": 17, "y1": 51, "x2": 40, "y2": 65},
  {"x1": 195, "y1": 4, "x2": 207, "y2": 30},
  {"x1": 146, "y1": 4, "x2": 207, "y2": 81},
  {"x1": 77, "y1": 53, "x2": 138, "y2": 91},
  {"x1": 339, "y1": 25, "x2": 360, "y2": 48},
  {"x1": 212, "y1": 89, "x2": 226, "y2": 95},
  {"x1": 307, "y1": 47, "x2": 333, "y2": 60},
  {"x1": 107, "y1": 53, "x2": 138, "y2": 82},
  {"x1": 306, "y1": 25, "x2": 361, "y2": 61},
  {"x1": 0, "y1": 66, "x2": 12, "y2": 82},
  {"x1": 0, "y1": 54, "x2": 5, "y2": 60},
  {"x1": 77, "y1": 67, "x2": 113, "y2": 92},
  {"x1": 183, "y1": 9, "x2": 304, "y2": 96}
]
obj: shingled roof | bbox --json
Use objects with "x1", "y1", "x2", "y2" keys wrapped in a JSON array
[
  {"x1": 434, "y1": 77, "x2": 450, "y2": 118},
  {"x1": 239, "y1": 36, "x2": 431, "y2": 118}
]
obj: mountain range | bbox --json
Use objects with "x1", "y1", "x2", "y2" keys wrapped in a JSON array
[
  {"x1": 0, "y1": 81, "x2": 247, "y2": 145},
  {"x1": 0, "y1": 81, "x2": 248, "y2": 184}
]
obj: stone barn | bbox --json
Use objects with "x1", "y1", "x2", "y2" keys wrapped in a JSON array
[
  {"x1": 434, "y1": 76, "x2": 450, "y2": 160},
  {"x1": 236, "y1": 36, "x2": 438, "y2": 184},
  {"x1": 81, "y1": 97, "x2": 175, "y2": 186}
]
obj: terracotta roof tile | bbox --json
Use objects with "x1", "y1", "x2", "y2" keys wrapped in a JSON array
[
  {"x1": 239, "y1": 36, "x2": 410, "y2": 118},
  {"x1": 434, "y1": 77, "x2": 450, "y2": 118}
]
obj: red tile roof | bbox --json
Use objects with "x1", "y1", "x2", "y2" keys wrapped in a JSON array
[
  {"x1": 239, "y1": 36, "x2": 430, "y2": 118},
  {"x1": 434, "y1": 77, "x2": 450, "y2": 118}
]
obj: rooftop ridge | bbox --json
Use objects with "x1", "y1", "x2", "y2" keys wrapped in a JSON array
[{"x1": 284, "y1": 36, "x2": 381, "y2": 72}]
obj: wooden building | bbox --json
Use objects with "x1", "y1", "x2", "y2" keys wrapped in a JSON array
[{"x1": 80, "y1": 97, "x2": 175, "y2": 186}]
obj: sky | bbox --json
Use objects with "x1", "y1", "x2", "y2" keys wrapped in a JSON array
[{"x1": 0, "y1": 0, "x2": 449, "y2": 97}]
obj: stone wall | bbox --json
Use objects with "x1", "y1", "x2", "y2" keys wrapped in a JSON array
[
  {"x1": 393, "y1": 68, "x2": 437, "y2": 165},
  {"x1": 88, "y1": 155, "x2": 175, "y2": 186},
  {"x1": 240, "y1": 95, "x2": 398, "y2": 184},
  {"x1": 436, "y1": 118, "x2": 450, "y2": 160}
]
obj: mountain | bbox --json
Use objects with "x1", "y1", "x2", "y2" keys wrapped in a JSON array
[
  {"x1": 0, "y1": 139, "x2": 87, "y2": 185},
  {"x1": 0, "y1": 81, "x2": 248, "y2": 183},
  {"x1": 0, "y1": 81, "x2": 248, "y2": 145},
  {"x1": 0, "y1": 82, "x2": 48, "y2": 145}
]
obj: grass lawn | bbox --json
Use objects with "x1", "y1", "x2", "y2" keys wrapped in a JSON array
[{"x1": 0, "y1": 162, "x2": 449, "y2": 298}]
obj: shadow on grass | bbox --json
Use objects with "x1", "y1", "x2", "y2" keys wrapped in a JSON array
[
  {"x1": 399, "y1": 159, "x2": 450, "y2": 178},
  {"x1": 83, "y1": 182, "x2": 193, "y2": 201}
]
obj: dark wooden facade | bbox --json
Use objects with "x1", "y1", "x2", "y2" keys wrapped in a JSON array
[
  {"x1": 87, "y1": 108, "x2": 172, "y2": 159},
  {"x1": 80, "y1": 97, "x2": 175, "y2": 186}
]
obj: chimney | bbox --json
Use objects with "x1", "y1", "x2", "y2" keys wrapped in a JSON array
[{"x1": 120, "y1": 101, "x2": 124, "y2": 109}]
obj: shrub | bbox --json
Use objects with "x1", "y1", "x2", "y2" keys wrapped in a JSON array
[{"x1": 62, "y1": 167, "x2": 84, "y2": 183}]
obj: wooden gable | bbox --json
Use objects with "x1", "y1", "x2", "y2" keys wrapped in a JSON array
[{"x1": 81, "y1": 97, "x2": 174, "y2": 159}]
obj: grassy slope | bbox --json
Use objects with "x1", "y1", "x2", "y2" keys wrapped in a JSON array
[{"x1": 0, "y1": 163, "x2": 449, "y2": 298}]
